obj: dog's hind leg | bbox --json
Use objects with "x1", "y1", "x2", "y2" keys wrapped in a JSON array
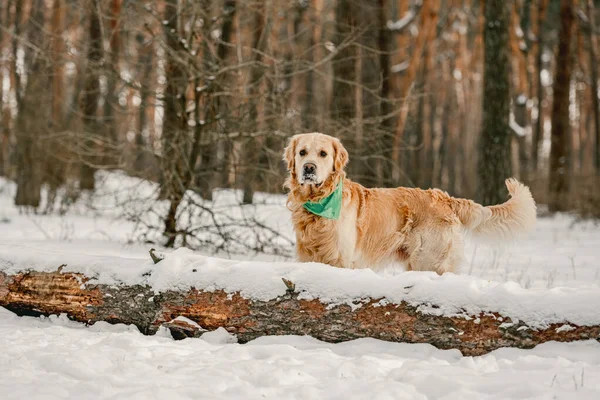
[
  {"x1": 436, "y1": 229, "x2": 464, "y2": 274},
  {"x1": 407, "y1": 226, "x2": 462, "y2": 274}
]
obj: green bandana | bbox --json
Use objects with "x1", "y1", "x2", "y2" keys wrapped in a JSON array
[{"x1": 303, "y1": 181, "x2": 343, "y2": 220}]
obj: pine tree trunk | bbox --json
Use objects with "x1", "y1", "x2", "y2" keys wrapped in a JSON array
[
  {"x1": 45, "y1": 0, "x2": 67, "y2": 209},
  {"x1": 161, "y1": 0, "x2": 189, "y2": 245},
  {"x1": 331, "y1": 1, "x2": 382, "y2": 186},
  {"x1": 304, "y1": 0, "x2": 326, "y2": 133},
  {"x1": 548, "y1": 0, "x2": 575, "y2": 212},
  {"x1": 584, "y1": 0, "x2": 600, "y2": 175},
  {"x1": 532, "y1": 0, "x2": 548, "y2": 172},
  {"x1": 377, "y1": 0, "x2": 392, "y2": 187},
  {"x1": 509, "y1": 1, "x2": 531, "y2": 186},
  {"x1": 476, "y1": 0, "x2": 512, "y2": 206},
  {"x1": 80, "y1": 0, "x2": 104, "y2": 191},
  {"x1": 134, "y1": 35, "x2": 153, "y2": 176},
  {"x1": 391, "y1": 0, "x2": 440, "y2": 185},
  {"x1": 0, "y1": 0, "x2": 7, "y2": 177},
  {"x1": 103, "y1": 0, "x2": 122, "y2": 168},
  {"x1": 215, "y1": 0, "x2": 237, "y2": 191},
  {"x1": 14, "y1": 0, "x2": 47, "y2": 208},
  {"x1": 196, "y1": 0, "x2": 237, "y2": 201},
  {"x1": 242, "y1": 3, "x2": 267, "y2": 205},
  {"x1": 331, "y1": 0, "x2": 356, "y2": 124}
]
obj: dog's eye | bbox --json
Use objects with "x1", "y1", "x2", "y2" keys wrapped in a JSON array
[
  {"x1": 320, "y1": 151, "x2": 327, "y2": 157},
  {"x1": 299, "y1": 149, "x2": 306, "y2": 157}
]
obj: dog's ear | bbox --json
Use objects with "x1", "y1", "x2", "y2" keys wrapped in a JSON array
[
  {"x1": 332, "y1": 137, "x2": 349, "y2": 172},
  {"x1": 283, "y1": 135, "x2": 298, "y2": 172}
]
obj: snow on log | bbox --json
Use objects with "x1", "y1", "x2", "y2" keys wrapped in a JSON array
[{"x1": 0, "y1": 247, "x2": 599, "y2": 356}]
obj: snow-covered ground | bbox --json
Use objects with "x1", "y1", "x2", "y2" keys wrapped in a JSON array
[
  {"x1": 1, "y1": 308, "x2": 598, "y2": 400},
  {"x1": 1, "y1": 172, "x2": 600, "y2": 399}
]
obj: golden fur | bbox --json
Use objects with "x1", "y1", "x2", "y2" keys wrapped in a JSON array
[{"x1": 284, "y1": 132, "x2": 537, "y2": 274}]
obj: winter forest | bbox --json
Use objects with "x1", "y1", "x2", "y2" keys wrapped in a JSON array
[
  {"x1": 1, "y1": 1, "x2": 600, "y2": 399},
  {"x1": 1, "y1": 0, "x2": 599, "y2": 237}
]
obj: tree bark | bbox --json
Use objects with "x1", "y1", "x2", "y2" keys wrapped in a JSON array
[
  {"x1": 0, "y1": 0, "x2": 9, "y2": 177},
  {"x1": 583, "y1": 0, "x2": 600, "y2": 175},
  {"x1": 80, "y1": 0, "x2": 104, "y2": 191},
  {"x1": 216, "y1": 0, "x2": 237, "y2": 190},
  {"x1": 0, "y1": 268, "x2": 598, "y2": 357},
  {"x1": 548, "y1": 0, "x2": 575, "y2": 212},
  {"x1": 242, "y1": 3, "x2": 268, "y2": 205},
  {"x1": 134, "y1": 34, "x2": 153, "y2": 176},
  {"x1": 197, "y1": 0, "x2": 236, "y2": 200},
  {"x1": 509, "y1": 1, "x2": 531, "y2": 186},
  {"x1": 477, "y1": 0, "x2": 512, "y2": 206},
  {"x1": 391, "y1": 0, "x2": 440, "y2": 185},
  {"x1": 14, "y1": 0, "x2": 47, "y2": 208},
  {"x1": 377, "y1": 0, "x2": 393, "y2": 187},
  {"x1": 161, "y1": 0, "x2": 190, "y2": 245},
  {"x1": 103, "y1": 0, "x2": 122, "y2": 168},
  {"x1": 331, "y1": 0, "x2": 382, "y2": 187},
  {"x1": 532, "y1": 0, "x2": 549, "y2": 173},
  {"x1": 44, "y1": 0, "x2": 68, "y2": 212},
  {"x1": 304, "y1": 0, "x2": 327, "y2": 133}
]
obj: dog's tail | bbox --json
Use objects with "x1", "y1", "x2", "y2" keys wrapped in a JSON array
[{"x1": 451, "y1": 178, "x2": 537, "y2": 243}]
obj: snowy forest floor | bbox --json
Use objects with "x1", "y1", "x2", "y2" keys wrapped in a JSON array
[{"x1": 0, "y1": 172, "x2": 599, "y2": 399}]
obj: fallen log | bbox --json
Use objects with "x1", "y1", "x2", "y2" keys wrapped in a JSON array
[{"x1": 1, "y1": 255, "x2": 599, "y2": 356}]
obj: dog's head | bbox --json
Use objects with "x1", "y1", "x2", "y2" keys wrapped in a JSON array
[{"x1": 283, "y1": 132, "x2": 348, "y2": 202}]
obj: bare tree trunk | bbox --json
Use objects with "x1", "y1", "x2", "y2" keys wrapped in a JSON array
[
  {"x1": 477, "y1": 0, "x2": 512, "y2": 206},
  {"x1": 14, "y1": 0, "x2": 48, "y2": 208},
  {"x1": 162, "y1": 0, "x2": 190, "y2": 246},
  {"x1": 0, "y1": 0, "x2": 8, "y2": 177},
  {"x1": 514, "y1": 96, "x2": 530, "y2": 184},
  {"x1": 80, "y1": 0, "x2": 104, "y2": 191},
  {"x1": 195, "y1": 0, "x2": 216, "y2": 201},
  {"x1": 391, "y1": 0, "x2": 440, "y2": 185},
  {"x1": 583, "y1": 0, "x2": 600, "y2": 175},
  {"x1": 197, "y1": 0, "x2": 236, "y2": 200},
  {"x1": 43, "y1": 0, "x2": 68, "y2": 212},
  {"x1": 305, "y1": 0, "x2": 326, "y2": 132},
  {"x1": 283, "y1": 1, "x2": 309, "y2": 134},
  {"x1": 532, "y1": 0, "x2": 548, "y2": 172},
  {"x1": 242, "y1": 3, "x2": 267, "y2": 205},
  {"x1": 216, "y1": 1, "x2": 237, "y2": 190},
  {"x1": 134, "y1": 34, "x2": 153, "y2": 176},
  {"x1": 406, "y1": 56, "x2": 427, "y2": 188},
  {"x1": 331, "y1": 1, "x2": 381, "y2": 186},
  {"x1": 548, "y1": 0, "x2": 575, "y2": 212},
  {"x1": 377, "y1": 0, "x2": 392, "y2": 187},
  {"x1": 50, "y1": 0, "x2": 65, "y2": 146},
  {"x1": 331, "y1": 0, "x2": 357, "y2": 141},
  {"x1": 509, "y1": 1, "x2": 530, "y2": 185},
  {"x1": 420, "y1": 23, "x2": 437, "y2": 190},
  {"x1": 435, "y1": 55, "x2": 450, "y2": 189},
  {"x1": 103, "y1": 0, "x2": 122, "y2": 168},
  {"x1": 447, "y1": 66, "x2": 458, "y2": 194},
  {"x1": 357, "y1": 4, "x2": 382, "y2": 188}
]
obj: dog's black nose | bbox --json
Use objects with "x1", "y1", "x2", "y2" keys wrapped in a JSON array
[{"x1": 303, "y1": 163, "x2": 316, "y2": 175}]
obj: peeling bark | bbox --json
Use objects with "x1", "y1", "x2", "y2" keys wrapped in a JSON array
[{"x1": 0, "y1": 270, "x2": 598, "y2": 356}]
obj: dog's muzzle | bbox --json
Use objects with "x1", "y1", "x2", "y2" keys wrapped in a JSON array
[{"x1": 301, "y1": 163, "x2": 320, "y2": 186}]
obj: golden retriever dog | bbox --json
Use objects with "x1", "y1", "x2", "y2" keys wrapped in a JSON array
[{"x1": 283, "y1": 132, "x2": 536, "y2": 274}]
